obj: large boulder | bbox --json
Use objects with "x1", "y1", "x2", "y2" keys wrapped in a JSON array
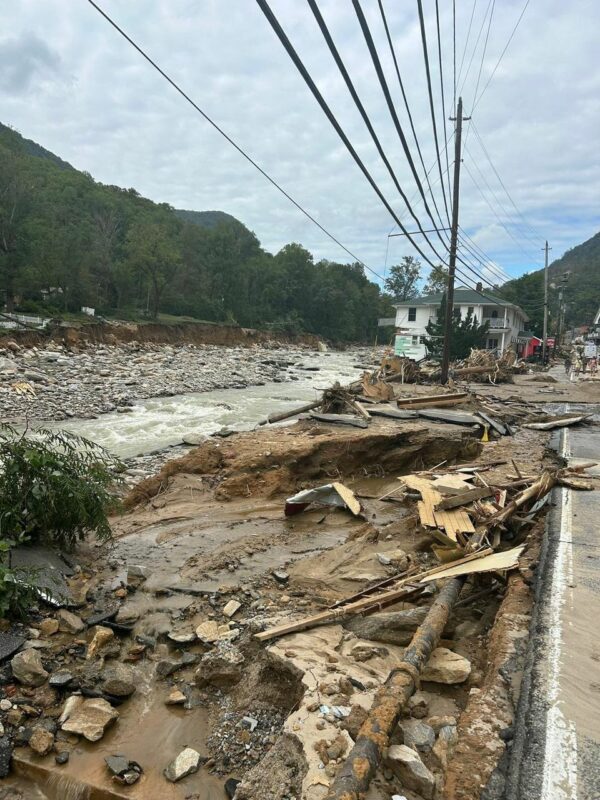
[
  {"x1": 11, "y1": 649, "x2": 49, "y2": 687},
  {"x1": 421, "y1": 647, "x2": 471, "y2": 684},
  {"x1": 61, "y1": 698, "x2": 118, "y2": 742},
  {"x1": 386, "y1": 744, "x2": 435, "y2": 799},
  {"x1": 400, "y1": 719, "x2": 436, "y2": 753},
  {"x1": 57, "y1": 610, "x2": 85, "y2": 635},
  {"x1": 195, "y1": 643, "x2": 244, "y2": 689}
]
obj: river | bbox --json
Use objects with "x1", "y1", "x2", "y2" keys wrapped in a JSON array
[{"x1": 50, "y1": 350, "x2": 373, "y2": 459}]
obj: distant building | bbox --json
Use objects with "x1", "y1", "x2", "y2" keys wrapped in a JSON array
[{"x1": 392, "y1": 286, "x2": 529, "y2": 361}]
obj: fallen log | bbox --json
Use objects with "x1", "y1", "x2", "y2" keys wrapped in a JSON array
[
  {"x1": 258, "y1": 399, "x2": 322, "y2": 425},
  {"x1": 325, "y1": 577, "x2": 464, "y2": 800},
  {"x1": 523, "y1": 414, "x2": 593, "y2": 430}
]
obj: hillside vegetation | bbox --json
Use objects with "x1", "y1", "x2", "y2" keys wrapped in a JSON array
[
  {"x1": 500, "y1": 230, "x2": 600, "y2": 334},
  {"x1": 0, "y1": 122, "x2": 391, "y2": 342}
]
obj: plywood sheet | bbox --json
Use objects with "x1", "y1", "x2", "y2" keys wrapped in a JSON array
[
  {"x1": 420, "y1": 545, "x2": 525, "y2": 582},
  {"x1": 433, "y1": 508, "x2": 475, "y2": 539}
]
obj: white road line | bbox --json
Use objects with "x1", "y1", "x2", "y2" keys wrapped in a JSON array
[{"x1": 541, "y1": 427, "x2": 578, "y2": 799}]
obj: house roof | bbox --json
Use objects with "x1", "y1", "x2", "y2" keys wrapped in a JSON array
[{"x1": 393, "y1": 288, "x2": 528, "y2": 319}]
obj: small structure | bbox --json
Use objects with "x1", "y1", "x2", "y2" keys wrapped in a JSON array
[{"x1": 392, "y1": 285, "x2": 529, "y2": 361}]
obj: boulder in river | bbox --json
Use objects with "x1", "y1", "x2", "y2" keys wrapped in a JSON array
[
  {"x1": 61, "y1": 697, "x2": 118, "y2": 742},
  {"x1": 11, "y1": 649, "x2": 49, "y2": 687},
  {"x1": 164, "y1": 747, "x2": 203, "y2": 782}
]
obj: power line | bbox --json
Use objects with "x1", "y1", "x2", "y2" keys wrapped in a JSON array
[
  {"x1": 434, "y1": 0, "x2": 453, "y2": 208},
  {"x1": 456, "y1": 0, "x2": 478, "y2": 89},
  {"x1": 471, "y1": 121, "x2": 544, "y2": 241},
  {"x1": 463, "y1": 160, "x2": 543, "y2": 264},
  {"x1": 464, "y1": 142, "x2": 541, "y2": 250},
  {"x1": 377, "y1": 0, "x2": 449, "y2": 234},
  {"x1": 85, "y1": 0, "x2": 385, "y2": 283},
  {"x1": 255, "y1": 0, "x2": 442, "y2": 269},
  {"x1": 351, "y1": 0, "x2": 451, "y2": 247},
  {"x1": 458, "y1": 226, "x2": 513, "y2": 282},
  {"x1": 416, "y1": 0, "x2": 452, "y2": 223},
  {"x1": 459, "y1": 0, "x2": 494, "y2": 96},
  {"x1": 305, "y1": 0, "x2": 449, "y2": 264},
  {"x1": 469, "y1": 0, "x2": 496, "y2": 111},
  {"x1": 452, "y1": 0, "x2": 457, "y2": 114},
  {"x1": 472, "y1": 0, "x2": 531, "y2": 110},
  {"x1": 458, "y1": 236, "x2": 512, "y2": 283}
]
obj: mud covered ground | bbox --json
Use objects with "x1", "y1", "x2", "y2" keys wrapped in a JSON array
[{"x1": 0, "y1": 409, "x2": 558, "y2": 800}]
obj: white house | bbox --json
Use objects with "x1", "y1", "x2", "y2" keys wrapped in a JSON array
[{"x1": 392, "y1": 286, "x2": 529, "y2": 361}]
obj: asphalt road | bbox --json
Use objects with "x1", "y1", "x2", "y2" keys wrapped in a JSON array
[{"x1": 505, "y1": 394, "x2": 600, "y2": 800}]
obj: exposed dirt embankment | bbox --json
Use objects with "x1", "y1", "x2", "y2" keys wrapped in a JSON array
[
  {"x1": 125, "y1": 417, "x2": 482, "y2": 509},
  {"x1": 0, "y1": 319, "x2": 322, "y2": 350}
]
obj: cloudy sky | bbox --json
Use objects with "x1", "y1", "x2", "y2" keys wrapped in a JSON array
[{"x1": 0, "y1": 0, "x2": 598, "y2": 288}]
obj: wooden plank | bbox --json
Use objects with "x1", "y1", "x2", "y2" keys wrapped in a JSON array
[
  {"x1": 433, "y1": 508, "x2": 475, "y2": 539},
  {"x1": 420, "y1": 545, "x2": 525, "y2": 582},
  {"x1": 435, "y1": 486, "x2": 494, "y2": 510},
  {"x1": 395, "y1": 392, "x2": 468, "y2": 408},
  {"x1": 431, "y1": 474, "x2": 473, "y2": 495}
]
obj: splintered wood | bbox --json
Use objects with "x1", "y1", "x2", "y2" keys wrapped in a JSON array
[{"x1": 402, "y1": 475, "x2": 475, "y2": 540}]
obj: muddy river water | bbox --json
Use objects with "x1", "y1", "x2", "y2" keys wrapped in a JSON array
[{"x1": 51, "y1": 350, "x2": 370, "y2": 458}]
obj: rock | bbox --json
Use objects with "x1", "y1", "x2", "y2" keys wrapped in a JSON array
[
  {"x1": 182, "y1": 434, "x2": 205, "y2": 446},
  {"x1": 344, "y1": 608, "x2": 428, "y2": 646},
  {"x1": 400, "y1": 719, "x2": 436, "y2": 753},
  {"x1": 222, "y1": 599, "x2": 241, "y2": 618},
  {"x1": 57, "y1": 610, "x2": 85, "y2": 635},
  {"x1": 127, "y1": 564, "x2": 150, "y2": 580},
  {"x1": 59, "y1": 695, "x2": 84, "y2": 724},
  {"x1": 61, "y1": 697, "x2": 118, "y2": 742},
  {"x1": 386, "y1": 744, "x2": 435, "y2": 800},
  {"x1": 421, "y1": 647, "x2": 471, "y2": 684},
  {"x1": 195, "y1": 643, "x2": 244, "y2": 689},
  {"x1": 408, "y1": 690, "x2": 429, "y2": 719},
  {"x1": 168, "y1": 630, "x2": 196, "y2": 645},
  {"x1": 11, "y1": 648, "x2": 49, "y2": 687},
  {"x1": 39, "y1": 619, "x2": 59, "y2": 637},
  {"x1": 340, "y1": 704, "x2": 368, "y2": 741},
  {"x1": 164, "y1": 747, "x2": 203, "y2": 782},
  {"x1": 49, "y1": 671, "x2": 74, "y2": 689},
  {"x1": 101, "y1": 664, "x2": 137, "y2": 698},
  {"x1": 105, "y1": 754, "x2": 143, "y2": 785},
  {"x1": 432, "y1": 724, "x2": 458, "y2": 769},
  {"x1": 115, "y1": 606, "x2": 139, "y2": 625},
  {"x1": 156, "y1": 659, "x2": 183, "y2": 679},
  {"x1": 165, "y1": 689, "x2": 186, "y2": 705},
  {"x1": 225, "y1": 778, "x2": 241, "y2": 799},
  {"x1": 87, "y1": 626, "x2": 115, "y2": 659},
  {"x1": 195, "y1": 620, "x2": 220, "y2": 644},
  {"x1": 272, "y1": 570, "x2": 289, "y2": 584},
  {"x1": 0, "y1": 736, "x2": 12, "y2": 778},
  {"x1": 0, "y1": 699, "x2": 12, "y2": 711},
  {"x1": 55, "y1": 751, "x2": 70, "y2": 764},
  {"x1": 428, "y1": 714, "x2": 457, "y2": 733},
  {"x1": 0, "y1": 358, "x2": 16, "y2": 374},
  {"x1": 29, "y1": 727, "x2": 54, "y2": 756}
]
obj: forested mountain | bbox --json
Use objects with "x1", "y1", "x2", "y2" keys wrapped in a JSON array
[
  {"x1": 0, "y1": 123, "x2": 391, "y2": 341},
  {"x1": 500, "y1": 231, "x2": 600, "y2": 335}
]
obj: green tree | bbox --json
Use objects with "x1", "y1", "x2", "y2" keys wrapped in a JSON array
[
  {"x1": 384, "y1": 256, "x2": 421, "y2": 300},
  {"x1": 0, "y1": 151, "x2": 33, "y2": 310},
  {"x1": 423, "y1": 264, "x2": 448, "y2": 295},
  {"x1": 125, "y1": 214, "x2": 182, "y2": 318},
  {"x1": 423, "y1": 296, "x2": 490, "y2": 359}
]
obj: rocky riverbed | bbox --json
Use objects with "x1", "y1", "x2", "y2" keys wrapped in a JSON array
[{"x1": 0, "y1": 339, "x2": 349, "y2": 424}]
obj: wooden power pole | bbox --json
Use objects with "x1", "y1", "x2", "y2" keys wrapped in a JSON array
[
  {"x1": 541, "y1": 241, "x2": 551, "y2": 363},
  {"x1": 440, "y1": 97, "x2": 468, "y2": 384}
]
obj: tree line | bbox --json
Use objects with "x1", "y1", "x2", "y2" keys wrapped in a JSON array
[{"x1": 0, "y1": 123, "x2": 393, "y2": 343}]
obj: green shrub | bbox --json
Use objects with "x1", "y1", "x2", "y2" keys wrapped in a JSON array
[{"x1": 0, "y1": 425, "x2": 122, "y2": 551}]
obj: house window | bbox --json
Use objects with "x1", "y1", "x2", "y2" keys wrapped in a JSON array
[
  {"x1": 491, "y1": 310, "x2": 498, "y2": 318},
  {"x1": 408, "y1": 307, "x2": 417, "y2": 322},
  {"x1": 467, "y1": 306, "x2": 474, "y2": 316},
  {"x1": 411, "y1": 335, "x2": 419, "y2": 345},
  {"x1": 487, "y1": 338, "x2": 499, "y2": 350},
  {"x1": 419, "y1": 335, "x2": 427, "y2": 344}
]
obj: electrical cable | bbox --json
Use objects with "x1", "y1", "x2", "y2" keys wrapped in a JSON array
[
  {"x1": 416, "y1": 0, "x2": 452, "y2": 223},
  {"x1": 434, "y1": 0, "x2": 453, "y2": 209},
  {"x1": 456, "y1": 0, "x2": 478, "y2": 89},
  {"x1": 463, "y1": 160, "x2": 543, "y2": 264},
  {"x1": 458, "y1": 236, "x2": 512, "y2": 284},
  {"x1": 471, "y1": 121, "x2": 544, "y2": 241},
  {"x1": 465, "y1": 145, "x2": 542, "y2": 251},
  {"x1": 85, "y1": 0, "x2": 386, "y2": 282},
  {"x1": 472, "y1": 0, "x2": 531, "y2": 110},
  {"x1": 452, "y1": 0, "x2": 457, "y2": 114},
  {"x1": 377, "y1": 0, "x2": 450, "y2": 233},
  {"x1": 351, "y1": 0, "x2": 451, "y2": 245},
  {"x1": 256, "y1": 0, "x2": 443, "y2": 269},
  {"x1": 459, "y1": 0, "x2": 493, "y2": 95},
  {"x1": 305, "y1": 0, "x2": 449, "y2": 263}
]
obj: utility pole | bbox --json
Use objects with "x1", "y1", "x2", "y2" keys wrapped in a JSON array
[
  {"x1": 441, "y1": 96, "x2": 469, "y2": 383},
  {"x1": 541, "y1": 241, "x2": 551, "y2": 363}
]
